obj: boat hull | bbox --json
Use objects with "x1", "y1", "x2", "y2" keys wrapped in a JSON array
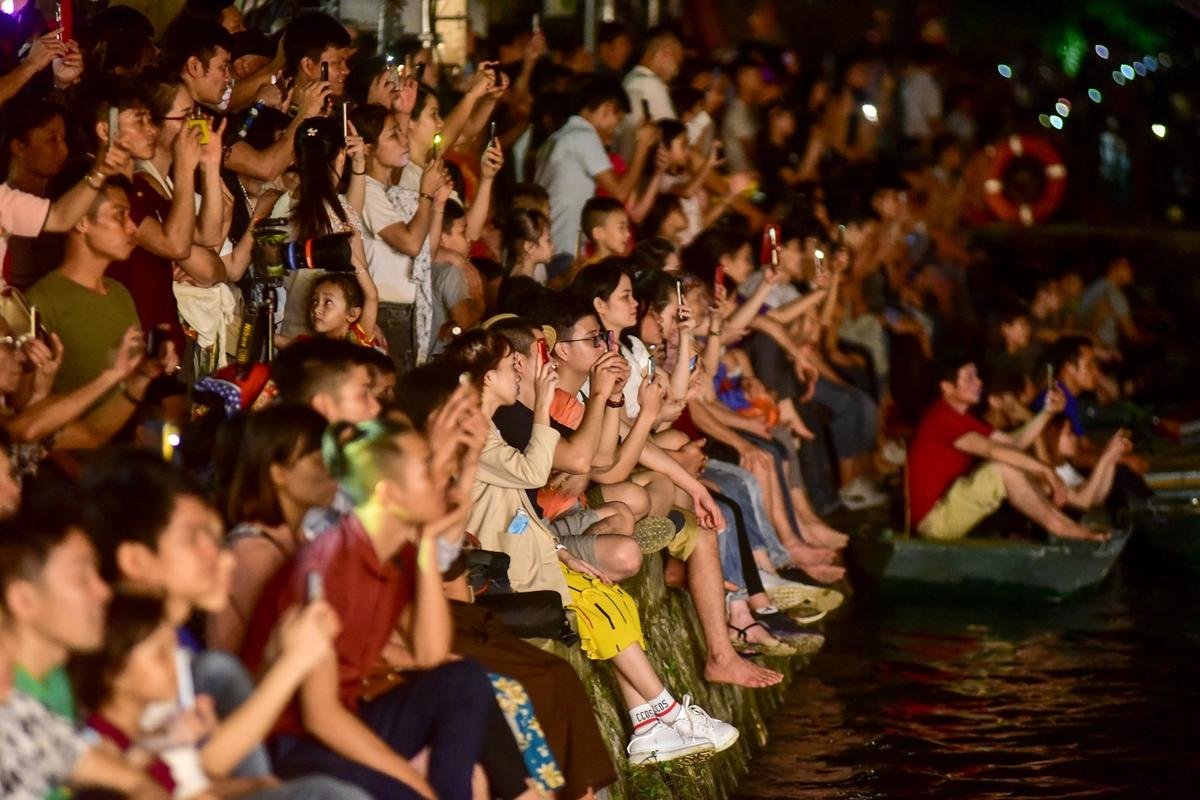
[
  {"x1": 1131, "y1": 490, "x2": 1200, "y2": 575},
  {"x1": 849, "y1": 527, "x2": 1131, "y2": 600}
]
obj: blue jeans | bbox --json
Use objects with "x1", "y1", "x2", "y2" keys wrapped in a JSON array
[
  {"x1": 812, "y1": 377, "x2": 878, "y2": 459},
  {"x1": 705, "y1": 460, "x2": 793, "y2": 580}
]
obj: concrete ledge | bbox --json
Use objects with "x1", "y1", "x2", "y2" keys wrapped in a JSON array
[{"x1": 536, "y1": 553, "x2": 814, "y2": 799}]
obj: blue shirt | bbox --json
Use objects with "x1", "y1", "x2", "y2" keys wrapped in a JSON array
[{"x1": 1033, "y1": 380, "x2": 1085, "y2": 436}]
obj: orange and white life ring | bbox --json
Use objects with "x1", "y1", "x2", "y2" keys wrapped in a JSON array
[{"x1": 983, "y1": 135, "x2": 1068, "y2": 226}]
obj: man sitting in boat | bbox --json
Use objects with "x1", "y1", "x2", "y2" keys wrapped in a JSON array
[{"x1": 907, "y1": 354, "x2": 1109, "y2": 542}]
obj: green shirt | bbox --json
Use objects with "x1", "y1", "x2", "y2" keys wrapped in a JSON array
[
  {"x1": 13, "y1": 664, "x2": 76, "y2": 800},
  {"x1": 27, "y1": 271, "x2": 139, "y2": 395}
]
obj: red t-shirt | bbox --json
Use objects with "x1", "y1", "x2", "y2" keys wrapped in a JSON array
[
  {"x1": 107, "y1": 173, "x2": 187, "y2": 358},
  {"x1": 906, "y1": 398, "x2": 994, "y2": 527},
  {"x1": 240, "y1": 513, "x2": 416, "y2": 736}
]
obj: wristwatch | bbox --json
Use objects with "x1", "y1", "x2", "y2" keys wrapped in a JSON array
[{"x1": 606, "y1": 396, "x2": 625, "y2": 409}]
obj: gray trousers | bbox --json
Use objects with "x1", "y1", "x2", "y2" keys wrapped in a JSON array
[{"x1": 377, "y1": 301, "x2": 416, "y2": 374}]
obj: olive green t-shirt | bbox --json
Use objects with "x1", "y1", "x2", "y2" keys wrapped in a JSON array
[{"x1": 27, "y1": 271, "x2": 139, "y2": 395}]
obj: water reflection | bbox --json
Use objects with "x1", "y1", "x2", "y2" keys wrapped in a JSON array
[{"x1": 736, "y1": 563, "x2": 1200, "y2": 799}]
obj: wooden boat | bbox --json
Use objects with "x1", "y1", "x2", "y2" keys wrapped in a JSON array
[
  {"x1": 849, "y1": 523, "x2": 1132, "y2": 600},
  {"x1": 1131, "y1": 471, "x2": 1200, "y2": 575}
]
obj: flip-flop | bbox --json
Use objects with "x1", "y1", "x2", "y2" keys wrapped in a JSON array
[{"x1": 728, "y1": 622, "x2": 797, "y2": 657}]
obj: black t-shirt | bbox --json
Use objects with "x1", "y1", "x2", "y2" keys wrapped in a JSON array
[{"x1": 491, "y1": 402, "x2": 575, "y2": 518}]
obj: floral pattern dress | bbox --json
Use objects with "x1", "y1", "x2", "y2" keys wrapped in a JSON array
[
  {"x1": 487, "y1": 673, "x2": 564, "y2": 793},
  {"x1": 385, "y1": 184, "x2": 435, "y2": 364}
]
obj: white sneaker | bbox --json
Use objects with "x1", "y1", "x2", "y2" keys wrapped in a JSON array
[
  {"x1": 668, "y1": 695, "x2": 740, "y2": 754},
  {"x1": 626, "y1": 721, "x2": 714, "y2": 766},
  {"x1": 839, "y1": 478, "x2": 888, "y2": 510}
]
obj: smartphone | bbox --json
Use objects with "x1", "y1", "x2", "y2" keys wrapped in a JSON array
[
  {"x1": 342, "y1": 103, "x2": 349, "y2": 141},
  {"x1": 491, "y1": 62, "x2": 502, "y2": 86},
  {"x1": 641, "y1": 98, "x2": 652, "y2": 122},
  {"x1": 146, "y1": 327, "x2": 165, "y2": 359},
  {"x1": 430, "y1": 131, "x2": 443, "y2": 160},
  {"x1": 306, "y1": 570, "x2": 324, "y2": 603},
  {"x1": 320, "y1": 61, "x2": 330, "y2": 82},
  {"x1": 532, "y1": 13, "x2": 540, "y2": 32},
  {"x1": 488, "y1": 120, "x2": 497, "y2": 149},
  {"x1": 536, "y1": 338, "x2": 550, "y2": 366},
  {"x1": 603, "y1": 330, "x2": 614, "y2": 350},
  {"x1": 29, "y1": 306, "x2": 38, "y2": 342},
  {"x1": 646, "y1": 357, "x2": 656, "y2": 380},
  {"x1": 186, "y1": 113, "x2": 211, "y2": 146},
  {"x1": 675, "y1": 279, "x2": 684, "y2": 307},
  {"x1": 415, "y1": 62, "x2": 427, "y2": 83},
  {"x1": 107, "y1": 106, "x2": 120, "y2": 145},
  {"x1": 768, "y1": 226, "x2": 779, "y2": 266},
  {"x1": 175, "y1": 649, "x2": 195, "y2": 709},
  {"x1": 714, "y1": 265, "x2": 726, "y2": 292},
  {"x1": 1046, "y1": 363, "x2": 1055, "y2": 393}
]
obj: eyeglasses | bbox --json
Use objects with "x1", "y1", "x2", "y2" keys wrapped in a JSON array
[{"x1": 558, "y1": 330, "x2": 612, "y2": 349}]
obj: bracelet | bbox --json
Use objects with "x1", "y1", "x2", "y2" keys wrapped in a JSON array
[
  {"x1": 606, "y1": 396, "x2": 625, "y2": 409},
  {"x1": 419, "y1": 192, "x2": 435, "y2": 202},
  {"x1": 84, "y1": 170, "x2": 105, "y2": 190},
  {"x1": 352, "y1": 168, "x2": 366, "y2": 175},
  {"x1": 708, "y1": 327, "x2": 722, "y2": 337}
]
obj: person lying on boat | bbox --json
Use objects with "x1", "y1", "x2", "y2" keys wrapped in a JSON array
[
  {"x1": 906, "y1": 354, "x2": 1109, "y2": 543},
  {"x1": 1039, "y1": 418, "x2": 1133, "y2": 512}
]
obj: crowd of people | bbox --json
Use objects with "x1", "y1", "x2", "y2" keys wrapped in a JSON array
[{"x1": 0, "y1": 2, "x2": 1159, "y2": 799}]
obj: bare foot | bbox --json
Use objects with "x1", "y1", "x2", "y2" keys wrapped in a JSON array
[
  {"x1": 797, "y1": 563, "x2": 846, "y2": 584},
  {"x1": 705, "y1": 652, "x2": 783, "y2": 688},
  {"x1": 785, "y1": 541, "x2": 837, "y2": 567},
  {"x1": 798, "y1": 519, "x2": 850, "y2": 550}
]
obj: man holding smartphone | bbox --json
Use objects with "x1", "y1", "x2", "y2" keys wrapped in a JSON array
[{"x1": 616, "y1": 27, "x2": 683, "y2": 159}]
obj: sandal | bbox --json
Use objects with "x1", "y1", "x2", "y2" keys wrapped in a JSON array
[
  {"x1": 728, "y1": 622, "x2": 797, "y2": 657},
  {"x1": 633, "y1": 515, "x2": 677, "y2": 554}
]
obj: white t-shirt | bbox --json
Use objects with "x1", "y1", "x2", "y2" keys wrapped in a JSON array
[
  {"x1": 721, "y1": 97, "x2": 759, "y2": 174},
  {"x1": 534, "y1": 116, "x2": 613, "y2": 258},
  {"x1": 0, "y1": 183, "x2": 50, "y2": 275},
  {"x1": 616, "y1": 65, "x2": 677, "y2": 159},
  {"x1": 361, "y1": 176, "x2": 417, "y2": 304},
  {"x1": 900, "y1": 69, "x2": 943, "y2": 139}
]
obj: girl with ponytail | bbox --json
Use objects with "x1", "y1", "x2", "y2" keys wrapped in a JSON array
[{"x1": 278, "y1": 115, "x2": 373, "y2": 341}]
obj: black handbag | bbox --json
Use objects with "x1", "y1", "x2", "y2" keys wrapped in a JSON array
[
  {"x1": 465, "y1": 548, "x2": 513, "y2": 596},
  {"x1": 475, "y1": 590, "x2": 579, "y2": 645}
]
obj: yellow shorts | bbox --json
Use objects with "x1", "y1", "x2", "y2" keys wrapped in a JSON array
[
  {"x1": 561, "y1": 564, "x2": 645, "y2": 661},
  {"x1": 917, "y1": 462, "x2": 1007, "y2": 541},
  {"x1": 666, "y1": 507, "x2": 702, "y2": 560}
]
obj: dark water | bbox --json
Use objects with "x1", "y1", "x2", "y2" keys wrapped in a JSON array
[{"x1": 735, "y1": 552, "x2": 1200, "y2": 799}]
